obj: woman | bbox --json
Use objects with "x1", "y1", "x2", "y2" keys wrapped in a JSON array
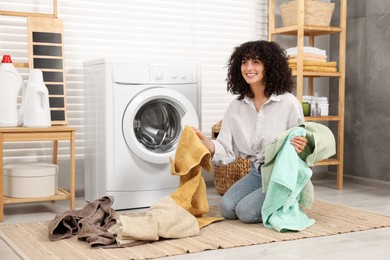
[{"x1": 193, "y1": 40, "x2": 307, "y2": 223}]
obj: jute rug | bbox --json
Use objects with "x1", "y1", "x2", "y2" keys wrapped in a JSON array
[{"x1": 1, "y1": 199, "x2": 390, "y2": 260}]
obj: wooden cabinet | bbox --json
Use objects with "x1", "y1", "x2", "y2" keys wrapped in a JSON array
[
  {"x1": 0, "y1": 2, "x2": 75, "y2": 222},
  {"x1": 268, "y1": 0, "x2": 347, "y2": 189},
  {"x1": 0, "y1": 126, "x2": 76, "y2": 221}
]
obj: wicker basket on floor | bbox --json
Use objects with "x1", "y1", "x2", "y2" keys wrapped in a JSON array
[
  {"x1": 280, "y1": 0, "x2": 335, "y2": 27},
  {"x1": 211, "y1": 120, "x2": 251, "y2": 195}
]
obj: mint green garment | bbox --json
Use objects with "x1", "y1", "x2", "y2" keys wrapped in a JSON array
[{"x1": 261, "y1": 122, "x2": 336, "y2": 232}]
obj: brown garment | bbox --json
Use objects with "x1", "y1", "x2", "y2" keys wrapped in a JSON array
[{"x1": 48, "y1": 196, "x2": 117, "y2": 248}]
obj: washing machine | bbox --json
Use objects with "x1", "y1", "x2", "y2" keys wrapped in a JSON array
[{"x1": 83, "y1": 59, "x2": 201, "y2": 209}]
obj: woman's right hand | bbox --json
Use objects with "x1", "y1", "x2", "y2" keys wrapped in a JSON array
[{"x1": 192, "y1": 127, "x2": 215, "y2": 155}]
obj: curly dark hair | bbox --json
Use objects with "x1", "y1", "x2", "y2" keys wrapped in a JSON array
[{"x1": 226, "y1": 40, "x2": 293, "y2": 100}]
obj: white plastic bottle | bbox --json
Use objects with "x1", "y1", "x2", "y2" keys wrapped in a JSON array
[
  {"x1": 22, "y1": 69, "x2": 51, "y2": 127},
  {"x1": 311, "y1": 92, "x2": 321, "y2": 117},
  {"x1": 0, "y1": 55, "x2": 24, "y2": 127}
]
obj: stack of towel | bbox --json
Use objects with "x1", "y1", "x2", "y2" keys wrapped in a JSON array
[
  {"x1": 303, "y1": 95, "x2": 329, "y2": 116},
  {"x1": 286, "y1": 46, "x2": 337, "y2": 72},
  {"x1": 286, "y1": 46, "x2": 327, "y2": 62}
]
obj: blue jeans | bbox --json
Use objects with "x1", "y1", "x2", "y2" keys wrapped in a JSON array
[{"x1": 220, "y1": 163, "x2": 265, "y2": 223}]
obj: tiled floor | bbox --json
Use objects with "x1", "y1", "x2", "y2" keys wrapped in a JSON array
[{"x1": 1, "y1": 176, "x2": 390, "y2": 260}]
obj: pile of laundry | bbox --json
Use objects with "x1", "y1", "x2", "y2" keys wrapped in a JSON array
[
  {"x1": 286, "y1": 46, "x2": 337, "y2": 72},
  {"x1": 47, "y1": 126, "x2": 223, "y2": 248}
]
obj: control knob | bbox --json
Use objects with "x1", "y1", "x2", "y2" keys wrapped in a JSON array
[{"x1": 153, "y1": 71, "x2": 163, "y2": 81}]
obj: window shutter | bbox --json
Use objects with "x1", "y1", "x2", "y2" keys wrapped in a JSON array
[{"x1": 0, "y1": 0, "x2": 267, "y2": 163}]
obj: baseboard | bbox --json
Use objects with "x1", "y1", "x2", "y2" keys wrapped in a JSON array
[
  {"x1": 75, "y1": 188, "x2": 85, "y2": 198},
  {"x1": 318, "y1": 171, "x2": 390, "y2": 190}
]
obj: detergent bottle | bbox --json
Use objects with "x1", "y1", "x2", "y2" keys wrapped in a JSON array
[
  {"x1": 22, "y1": 69, "x2": 51, "y2": 127},
  {"x1": 0, "y1": 54, "x2": 24, "y2": 127}
]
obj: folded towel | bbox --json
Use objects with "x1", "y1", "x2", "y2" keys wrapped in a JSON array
[
  {"x1": 288, "y1": 53, "x2": 327, "y2": 63},
  {"x1": 288, "y1": 53, "x2": 327, "y2": 60},
  {"x1": 170, "y1": 125, "x2": 224, "y2": 228},
  {"x1": 288, "y1": 61, "x2": 337, "y2": 67},
  {"x1": 288, "y1": 57, "x2": 327, "y2": 63},
  {"x1": 289, "y1": 65, "x2": 337, "y2": 73},
  {"x1": 286, "y1": 46, "x2": 326, "y2": 56},
  {"x1": 303, "y1": 96, "x2": 328, "y2": 103},
  {"x1": 48, "y1": 196, "x2": 117, "y2": 248},
  {"x1": 320, "y1": 110, "x2": 329, "y2": 116}
]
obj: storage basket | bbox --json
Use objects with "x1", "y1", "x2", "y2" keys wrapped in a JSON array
[
  {"x1": 3, "y1": 163, "x2": 58, "y2": 198},
  {"x1": 211, "y1": 120, "x2": 251, "y2": 195},
  {"x1": 280, "y1": 0, "x2": 335, "y2": 27}
]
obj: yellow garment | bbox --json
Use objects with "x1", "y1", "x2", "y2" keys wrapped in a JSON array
[
  {"x1": 288, "y1": 53, "x2": 327, "y2": 63},
  {"x1": 288, "y1": 58, "x2": 327, "y2": 63},
  {"x1": 288, "y1": 53, "x2": 327, "y2": 60},
  {"x1": 288, "y1": 60, "x2": 337, "y2": 67},
  {"x1": 170, "y1": 125, "x2": 223, "y2": 228},
  {"x1": 289, "y1": 65, "x2": 337, "y2": 72}
]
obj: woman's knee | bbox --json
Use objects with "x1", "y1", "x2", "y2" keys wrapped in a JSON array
[
  {"x1": 235, "y1": 201, "x2": 262, "y2": 224},
  {"x1": 220, "y1": 196, "x2": 237, "y2": 220}
]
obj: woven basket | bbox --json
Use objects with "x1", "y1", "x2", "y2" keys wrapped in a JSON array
[
  {"x1": 280, "y1": 0, "x2": 335, "y2": 27},
  {"x1": 211, "y1": 120, "x2": 251, "y2": 195}
]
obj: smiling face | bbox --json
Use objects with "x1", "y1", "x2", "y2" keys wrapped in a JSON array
[{"x1": 240, "y1": 58, "x2": 264, "y2": 88}]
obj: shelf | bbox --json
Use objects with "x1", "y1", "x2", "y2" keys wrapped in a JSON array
[
  {"x1": 3, "y1": 188, "x2": 70, "y2": 204},
  {"x1": 304, "y1": 116, "x2": 341, "y2": 122},
  {"x1": 13, "y1": 62, "x2": 29, "y2": 69},
  {"x1": 0, "y1": 1, "x2": 57, "y2": 18},
  {"x1": 0, "y1": 126, "x2": 75, "y2": 221},
  {"x1": 270, "y1": 25, "x2": 343, "y2": 36},
  {"x1": 315, "y1": 159, "x2": 340, "y2": 166},
  {"x1": 292, "y1": 71, "x2": 342, "y2": 77}
]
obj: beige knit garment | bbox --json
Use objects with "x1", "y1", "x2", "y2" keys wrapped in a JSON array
[{"x1": 110, "y1": 196, "x2": 200, "y2": 246}]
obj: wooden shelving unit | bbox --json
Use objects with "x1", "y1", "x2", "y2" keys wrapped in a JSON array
[
  {"x1": 0, "y1": 1, "x2": 74, "y2": 222},
  {"x1": 0, "y1": 126, "x2": 76, "y2": 221},
  {"x1": 268, "y1": 0, "x2": 347, "y2": 189}
]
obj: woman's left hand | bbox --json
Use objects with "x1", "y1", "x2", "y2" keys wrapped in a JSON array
[{"x1": 291, "y1": 136, "x2": 307, "y2": 153}]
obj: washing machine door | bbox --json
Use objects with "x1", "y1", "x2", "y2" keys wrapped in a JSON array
[{"x1": 122, "y1": 87, "x2": 199, "y2": 164}]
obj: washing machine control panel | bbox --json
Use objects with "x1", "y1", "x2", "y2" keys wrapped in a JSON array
[{"x1": 150, "y1": 64, "x2": 196, "y2": 84}]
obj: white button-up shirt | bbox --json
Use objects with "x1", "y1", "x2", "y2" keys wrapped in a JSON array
[{"x1": 211, "y1": 92, "x2": 304, "y2": 170}]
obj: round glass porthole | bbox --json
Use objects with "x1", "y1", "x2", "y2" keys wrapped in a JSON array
[
  {"x1": 122, "y1": 87, "x2": 199, "y2": 164},
  {"x1": 133, "y1": 99, "x2": 183, "y2": 153}
]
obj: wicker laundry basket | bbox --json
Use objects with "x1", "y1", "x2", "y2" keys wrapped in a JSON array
[
  {"x1": 211, "y1": 120, "x2": 251, "y2": 195},
  {"x1": 280, "y1": 0, "x2": 335, "y2": 27}
]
